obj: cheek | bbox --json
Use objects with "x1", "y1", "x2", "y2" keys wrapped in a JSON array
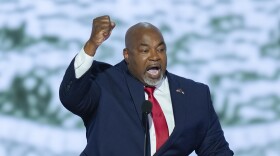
[
  {"x1": 130, "y1": 59, "x2": 143, "y2": 72},
  {"x1": 161, "y1": 55, "x2": 167, "y2": 64},
  {"x1": 134, "y1": 59, "x2": 147, "y2": 74}
]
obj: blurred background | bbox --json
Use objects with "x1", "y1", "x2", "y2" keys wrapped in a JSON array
[{"x1": 0, "y1": 0, "x2": 280, "y2": 155}]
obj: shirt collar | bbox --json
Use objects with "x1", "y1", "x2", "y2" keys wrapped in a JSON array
[{"x1": 155, "y1": 76, "x2": 168, "y2": 93}]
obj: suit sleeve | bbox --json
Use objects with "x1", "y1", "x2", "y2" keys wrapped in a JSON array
[
  {"x1": 59, "y1": 58, "x2": 111, "y2": 121},
  {"x1": 196, "y1": 86, "x2": 234, "y2": 156}
]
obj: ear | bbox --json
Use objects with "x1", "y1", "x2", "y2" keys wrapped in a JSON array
[{"x1": 123, "y1": 48, "x2": 129, "y2": 63}]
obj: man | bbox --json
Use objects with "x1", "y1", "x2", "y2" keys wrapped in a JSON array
[{"x1": 59, "y1": 15, "x2": 234, "y2": 156}]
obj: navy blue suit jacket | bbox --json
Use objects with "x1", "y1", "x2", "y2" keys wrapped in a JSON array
[{"x1": 59, "y1": 59, "x2": 233, "y2": 156}]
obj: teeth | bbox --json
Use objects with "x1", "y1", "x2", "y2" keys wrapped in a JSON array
[{"x1": 147, "y1": 69, "x2": 159, "y2": 75}]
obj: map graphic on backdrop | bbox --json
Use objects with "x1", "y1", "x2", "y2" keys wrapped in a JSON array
[{"x1": 0, "y1": 0, "x2": 279, "y2": 155}]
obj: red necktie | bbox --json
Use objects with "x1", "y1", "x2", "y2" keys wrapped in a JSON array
[{"x1": 144, "y1": 86, "x2": 169, "y2": 151}]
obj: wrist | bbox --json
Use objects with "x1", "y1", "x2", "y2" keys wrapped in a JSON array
[{"x1": 84, "y1": 40, "x2": 98, "y2": 56}]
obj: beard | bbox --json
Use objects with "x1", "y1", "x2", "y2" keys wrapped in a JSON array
[{"x1": 143, "y1": 72, "x2": 164, "y2": 86}]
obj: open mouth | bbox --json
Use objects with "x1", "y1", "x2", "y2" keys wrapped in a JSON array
[{"x1": 146, "y1": 64, "x2": 161, "y2": 78}]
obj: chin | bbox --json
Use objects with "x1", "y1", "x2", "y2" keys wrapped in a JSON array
[{"x1": 143, "y1": 75, "x2": 163, "y2": 86}]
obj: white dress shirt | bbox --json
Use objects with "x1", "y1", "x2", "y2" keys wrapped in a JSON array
[
  {"x1": 74, "y1": 48, "x2": 175, "y2": 155},
  {"x1": 145, "y1": 77, "x2": 175, "y2": 155}
]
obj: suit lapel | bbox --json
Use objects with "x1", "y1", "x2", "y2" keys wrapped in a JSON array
[
  {"x1": 168, "y1": 72, "x2": 187, "y2": 131},
  {"x1": 118, "y1": 62, "x2": 189, "y2": 155},
  {"x1": 119, "y1": 61, "x2": 145, "y2": 122},
  {"x1": 155, "y1": 72, "x2": 189, "y2": 155}
]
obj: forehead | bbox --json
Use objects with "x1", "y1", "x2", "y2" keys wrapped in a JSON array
[
  {"x1": 125, "y1": 23, "x2": 165, "y2": 49},
  {"x1": 133, "y1": 28, "x2": 164, "y2": 46}
]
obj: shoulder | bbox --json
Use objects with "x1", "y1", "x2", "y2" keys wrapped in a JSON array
[
  {"x1": 90, "y1": 60, "x2": 126, "y2": 77},
  {"x1": 91, "y1": 60, "x2": 127, "y2": 83},
  {"x1": 92, "y1": 60, "x2": 112, "y2": 71},
  {"x1": 93, "y1": 60, "x2": 126, "y2": 72},
  {"x1": 167, "y1": 72, "x2": 209, "y2": 91}
]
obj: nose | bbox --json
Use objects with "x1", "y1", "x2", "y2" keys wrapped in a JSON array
[{"x1": 149, "y1": 49, "x2": 160, "y2": 61}]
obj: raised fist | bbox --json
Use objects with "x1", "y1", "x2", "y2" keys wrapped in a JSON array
[{"x1": 85, "y1": 15, "x2": 115, "y2": 56}]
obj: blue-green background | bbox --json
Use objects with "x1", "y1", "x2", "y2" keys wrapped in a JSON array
[{"x1": 0, "y1": 0, "x2": 280, "y2": 155}]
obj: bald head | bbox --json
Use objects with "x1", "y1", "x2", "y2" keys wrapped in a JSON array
[
  {"x1": 123, "y1": 22, "x2": 167, "y2": 86},
  {"x1": 125, "y1": 22, "x2": 163, "y2": 50}
]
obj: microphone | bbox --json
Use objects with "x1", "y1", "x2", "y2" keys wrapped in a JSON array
[
  {"x1": 142, "y1": 100, "x2": 152, "y2": 115},
  {"x1": 142, "y1": 100, "x2": 152, "y2": 156}
]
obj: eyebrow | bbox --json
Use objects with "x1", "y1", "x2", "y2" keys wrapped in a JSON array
[
  {"x1": 139, "y1": 41, "x2": 165, "y2": 47},
  {"x1": 140, "y1": 43, "x2": 149, "y2": 47},
  {"x1": 157, "y1": 42, "x2": 166, "y2": 47}
]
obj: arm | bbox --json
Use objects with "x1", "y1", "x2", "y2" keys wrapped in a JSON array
[
  {"x1": 196, "y1": 86, "x2": 234, "y2": 156},
  {"x1": 59, "y1": 15, "x2": 115, "y2": 120}
]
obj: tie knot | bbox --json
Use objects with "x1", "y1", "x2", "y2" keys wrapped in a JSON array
[{"x1": 144, "y1": 86, "x2": 156, "y2": 95}]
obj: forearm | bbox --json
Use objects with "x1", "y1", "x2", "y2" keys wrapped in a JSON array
[
  {"x1": 75, "y1": 46, "x2": 95, "y2": 78},
  {"x1": 60, "y1": 50, "x2": 112, "y2": 119},
  {"x1": 59, "y1": 58, "x2": 98, "y2": 118},
  {"x1": 60, "y1": 15, "x2": 115, "y2": 120}
]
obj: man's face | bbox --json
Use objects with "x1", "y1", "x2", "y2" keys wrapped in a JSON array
[{"x1": 123, "y1": 28, "x2": 167, "y2": 86}]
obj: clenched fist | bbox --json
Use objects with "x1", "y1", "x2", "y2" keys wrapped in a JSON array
[{"x1": 84, "y1": 15, "x2": 115, "y2": 56}]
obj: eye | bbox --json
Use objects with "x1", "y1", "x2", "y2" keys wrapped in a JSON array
[
  {"x1": 157, "y1": 47, "x2": 166, "y2": 52},
  {"x1": 141, "y1": 49, "x2": 149, "y2": 53}
]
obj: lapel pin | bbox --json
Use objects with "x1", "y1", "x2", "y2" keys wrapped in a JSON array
[{"x1": 176, "y1": 88, "x2": 184, "y2": 94}]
